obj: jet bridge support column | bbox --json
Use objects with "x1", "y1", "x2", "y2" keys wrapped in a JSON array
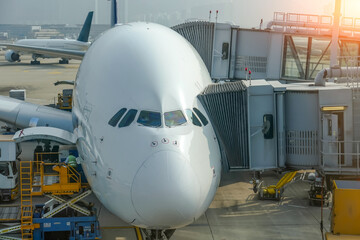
[
  {"x1": 330, "y1": 0, "x2": 342, "y2": 67},
  {"x1": 305, "y1": 37, "x2": 312, "y2": 79},
  {"x1": 276, "y1": 91, "x2": 286, "y2": 168}
]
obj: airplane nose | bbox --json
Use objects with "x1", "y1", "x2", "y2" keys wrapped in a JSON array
[{"x1": 131, "y1": 150, "x2": 201, "y2": 228}]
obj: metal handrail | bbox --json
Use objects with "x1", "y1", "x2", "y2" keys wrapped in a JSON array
[
  {"x1": 35, "y1": 152, "x2": 80, "y2": 183},
  {"x1": 32, "y1": 153, "x2": 82, "y2": 194},
  {"x1": 41, "y1": 162, "x2": 80, "y2": 184},
  {"x1": 320, "y1": 139, "x2": 360, "y2": 174}
]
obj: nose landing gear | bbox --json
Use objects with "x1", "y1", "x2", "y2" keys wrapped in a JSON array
[{"x1": 142, "y1": 229, "x2": 176, "y2": 240}]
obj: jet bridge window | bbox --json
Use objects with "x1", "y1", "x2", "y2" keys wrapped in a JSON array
[
  {"x1": 108, "y1": 108, "x2": 127, "y2": 127},
  {"x1": 185, "y1": 109, "x2": 202, "y2": 127},
  {"x1": 164, "y1": 110, "x2": 187, "y2": 127},
  {"x1": 193, "y1": 108, "x2": 208, "y2": 126},
  {"x1": 137, "y1": 111, "x2": 161, "y2": 127},
  {"x1": 118, "y1": 109, "x2": 138, "y2": 128}
]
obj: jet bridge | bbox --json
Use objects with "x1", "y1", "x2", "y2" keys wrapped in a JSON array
[
  {"x1": 199, "y1": 68, "x2": 360, "y2": 176},
  {"x1": 199, "y1": 80, "x2": 281, "y2": 170},
  {"x1": 199, "y1": 81, "x2": 249, "y2": 169},
  {"x1": 173, "y1": 12, "x2": 360, "y2": 82},
  {"x1": 178, "y1": 13, "x2": 360, "y2": 179}
]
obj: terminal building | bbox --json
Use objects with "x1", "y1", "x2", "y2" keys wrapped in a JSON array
[{"x1": 0, "y1": 24, "x2": 109, "y2": 41}]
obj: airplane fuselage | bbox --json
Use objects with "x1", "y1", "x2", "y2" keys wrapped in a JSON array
[
  {"x1": 72, "y1": 22, "x2": 221, "y2": 229},
  {"x1": 16, "y1": 39, "x2": 90, "y2": 58}
]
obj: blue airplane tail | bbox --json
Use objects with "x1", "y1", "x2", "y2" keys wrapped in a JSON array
[
  {"x1": 77, "y1": 11, "x2": 94, "y2": 42},
  {"x1": 111, "y1": 0, "x2": 117, "y2": 27}
]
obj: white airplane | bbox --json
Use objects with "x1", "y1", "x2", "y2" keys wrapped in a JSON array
[
  {"x1": 0, "y1": 11, "x2": 93, "y2": 65},
  {"x1": 0, "y1": 22, "x2": 221, "y2": 239}
]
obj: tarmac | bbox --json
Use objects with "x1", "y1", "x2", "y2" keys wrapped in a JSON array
[{"x1": 0, "y1": 52, "x2": 331, "y2": 240}]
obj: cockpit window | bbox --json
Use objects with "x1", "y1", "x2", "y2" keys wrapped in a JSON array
[
  {"x1": 193, "y1": 108, "x2": 209, "y2": 126},
  {"x1": 164, "y1": 110, "x2": 187, "y2": 127},
  {"x1": 118, "y1": 109, "x2": 138, "y2": 128},
  {"x1": 108, "y1": 108, "x2": 127, "y2": 127},
  {"x1": 185, "y1": 109, "x2": 202, "y2": 127},
  {"x1": 137, "y1": 111, "x2": 161, "y2": 127}
]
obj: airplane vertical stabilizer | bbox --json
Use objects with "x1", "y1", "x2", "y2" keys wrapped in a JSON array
[
  {"x1": 111, "y1": 0, "x2": 117, "y2": 27},
  {"x1": 77, "y1": 11, "x2": 94, "y2": 42}
]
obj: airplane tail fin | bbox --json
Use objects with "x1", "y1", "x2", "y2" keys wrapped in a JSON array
[
  {"x1": 77, "y1": 11, "x2": 94, "y2": 42},
  {"x1": 111, "y1": 0, "x2": 117, "y2": 27}
]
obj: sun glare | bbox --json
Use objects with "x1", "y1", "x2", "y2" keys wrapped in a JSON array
[{"x1": 345, "y1": 0, "x2": 360, "y2": 18}]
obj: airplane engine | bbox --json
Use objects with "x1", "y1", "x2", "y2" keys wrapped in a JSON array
[{"x1": 5, "y1": 50, "x2": 20, "y2": 62}]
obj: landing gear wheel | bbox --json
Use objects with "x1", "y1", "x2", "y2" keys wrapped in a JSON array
[
  {"x1": 59, "y1": 59, "x2": 69, "y2": 64},
  {"x1": 30, "y1": 60, "x2": 40, "y2": 65},
  {"x1": 142, "y1": 229, "x2": 175, "y2": 240}
]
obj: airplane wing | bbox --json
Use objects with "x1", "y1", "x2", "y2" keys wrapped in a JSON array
[{"x1": 0, "y1": 43, "x2": 85, "y2": 60}]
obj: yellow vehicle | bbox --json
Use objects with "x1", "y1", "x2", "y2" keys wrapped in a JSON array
[
  {"x1": 325, "y1": 180, "x2": 360, "y2": 239},
  {"x1": 257, "y1": 171, "x2": 299, "y2": 200},
  {"x1": 57, "y1": 89, "x2": 73, "y2": 111}
]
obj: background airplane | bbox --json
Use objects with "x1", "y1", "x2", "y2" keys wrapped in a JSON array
[{"x1": 0, "y1": 11, "x2": 93, "y2": 65}]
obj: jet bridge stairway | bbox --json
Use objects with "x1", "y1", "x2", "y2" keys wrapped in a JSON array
[{"x1": 0, "y1": 157, "x2": 87, "y2": 240}]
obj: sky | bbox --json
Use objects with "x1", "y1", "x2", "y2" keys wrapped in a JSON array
[{"x1": 0, "y1": 0, "x2": 359, "y2": 27}]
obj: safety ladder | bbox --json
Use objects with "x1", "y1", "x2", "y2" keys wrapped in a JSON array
[
  {"x1": 1, "y1": 161, "x2": 85, "y2": 239},
  {"x1": 20, "y1": 161, "x2": 33, "y2": 240}
]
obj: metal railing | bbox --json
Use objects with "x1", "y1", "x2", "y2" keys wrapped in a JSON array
[
  {"x1": 274, "y1": 12, "x2": 360, "y2": 28},
  {"x1": 34, "y1": 162, "x2": 80, "y2": 186},
  {"x1": 32, "y1": 153, "x2": 81, "y2": 195},
  {"x1": 337, "y1": 56, "x2": 360, "y2": 87},
  {"x1": 272, "y1": 12, "x2": 360, "y2": 37},
  {"x1": 320, "y1": 140, "x2": 360, "y2": 174}
]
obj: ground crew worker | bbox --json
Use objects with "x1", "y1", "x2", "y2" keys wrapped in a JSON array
[{"x1": 65, "y1": 155, "x2": 77, "y2": 168}]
